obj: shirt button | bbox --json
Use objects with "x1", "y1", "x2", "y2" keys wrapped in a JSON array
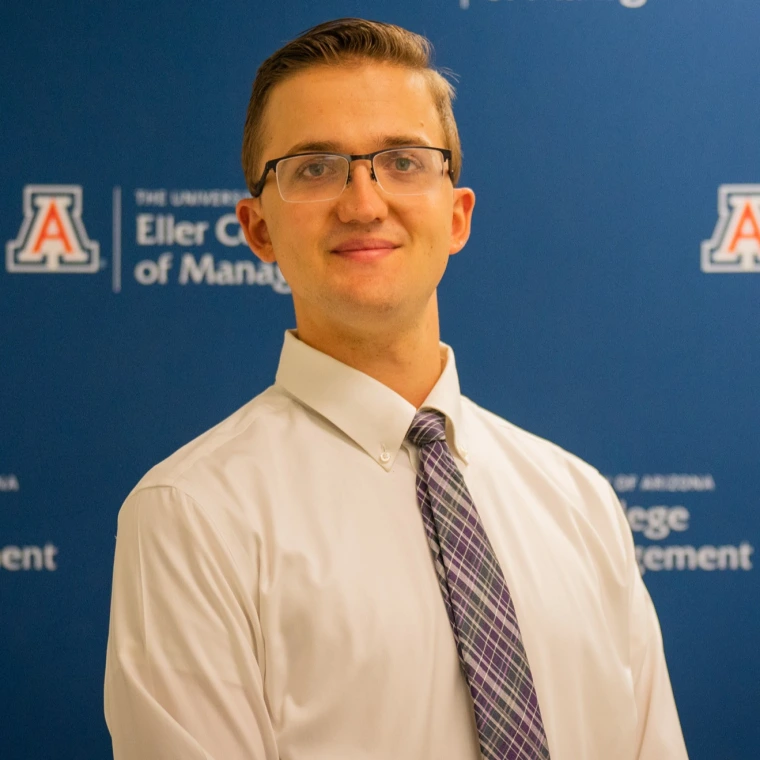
[{"x1": 379, "y1": 451, "x2": 391, "y2": 464}]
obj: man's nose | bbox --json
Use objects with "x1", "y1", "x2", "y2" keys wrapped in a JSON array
[{"x1": 335, "y1": 161, "x2": 389, "y2": 224}]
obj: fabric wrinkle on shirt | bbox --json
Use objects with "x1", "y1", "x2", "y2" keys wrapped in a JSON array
[{"x1": 104, "y1": 330, "x2": 690, "y2": 760}]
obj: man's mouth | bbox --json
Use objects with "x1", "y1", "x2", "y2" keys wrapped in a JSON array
[{"x1": 330, "y1": 238, "x2": 400, "y2": 260}]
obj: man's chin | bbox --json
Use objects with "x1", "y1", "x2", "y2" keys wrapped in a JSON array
[{"x1": 315, "y1": 289, "x2": 409, "y2": 329}]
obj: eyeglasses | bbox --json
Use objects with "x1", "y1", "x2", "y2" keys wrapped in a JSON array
[{"x1": 251, "y1": 146, "x2": 453, "y2": 203}]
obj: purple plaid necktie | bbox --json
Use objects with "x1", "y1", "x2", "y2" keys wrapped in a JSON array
[{"x1": 407, "y1": 409, "x2": 551, "y2": 760}]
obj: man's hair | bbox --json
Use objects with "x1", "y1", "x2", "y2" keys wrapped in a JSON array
[{"x1": 241, "y1": 18, "x2": 462, "y2": 194}]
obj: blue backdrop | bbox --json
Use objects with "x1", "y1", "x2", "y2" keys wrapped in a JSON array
[{"x1": 1, "y1": 1, "x2": 758, "y2": 758}]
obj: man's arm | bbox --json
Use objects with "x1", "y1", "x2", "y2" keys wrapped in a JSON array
[
  {"x1": 104, "y1": 485, "x2": 278, "y2": 760},
  {"x1": 611, "y1": 484, "x2": 690, "y2": 760}
]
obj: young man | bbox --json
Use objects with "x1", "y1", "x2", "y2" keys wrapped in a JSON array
[{"x1": 104, "y1": 18, "x2": 689, "y2": 760}]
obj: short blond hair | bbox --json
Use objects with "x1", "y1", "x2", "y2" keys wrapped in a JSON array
[{"x1": 241, "y1": 18, "x2": 462, "y2": 194}]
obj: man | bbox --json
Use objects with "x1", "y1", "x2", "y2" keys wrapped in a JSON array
[{"x1": 104, "y1": 18, "x2": 689, "y2": 760}]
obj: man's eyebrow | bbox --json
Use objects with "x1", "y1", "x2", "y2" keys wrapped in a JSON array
[
  {"x1": 284, "y1": 140, "x2": 342, "y2": 155},
  {"x1": 283, "y1": 135, "x2": 434, "y2": 156},
  {"x1": 378, "y1": 135, "x2": 434, "y2": 150}
]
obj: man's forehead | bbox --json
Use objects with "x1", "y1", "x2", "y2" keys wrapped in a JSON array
[
  {"x1": 272, "y1": 60, "x2": 430, "y2": 93},
  {"x1": 260, "y1": 62, "x2": 443, "y2": 158}
]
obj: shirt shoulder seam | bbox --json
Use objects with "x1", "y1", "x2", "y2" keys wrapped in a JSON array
[
  {"x1": 128, "y1": 483, "x2": 246, "y2": 584},
  {"x1": 137, "y1": 389, "x2": 292, "y2": 491}
]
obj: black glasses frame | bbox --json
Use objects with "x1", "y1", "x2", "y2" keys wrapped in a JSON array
[{"x1": 250, "y1": 146, "x2": 454, "y2": 199}]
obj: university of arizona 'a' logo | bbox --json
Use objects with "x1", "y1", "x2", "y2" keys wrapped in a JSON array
[
  {"x1": 6, "y1": 185, "x2": 99, "y2": 273},
  {"x1": 702, "y1": 185, "x2": 760, "y2": 273}
]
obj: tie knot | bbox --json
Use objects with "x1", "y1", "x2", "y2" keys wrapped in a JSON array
[{"x1": 406, "y1": 409, "x2": 447, "y2": 448}]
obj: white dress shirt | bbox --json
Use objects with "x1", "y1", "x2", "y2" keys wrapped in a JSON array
[{"x1": 104, "y1": 331, "x2": 689, "y2": 760}]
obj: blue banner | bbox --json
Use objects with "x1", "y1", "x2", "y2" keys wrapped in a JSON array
[{"x1": 1, "y1": 1, "x2": 757, "y2": 757}]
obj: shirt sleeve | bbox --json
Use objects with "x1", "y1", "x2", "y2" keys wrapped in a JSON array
[
  {"x1": 611, "y1": 484, "x2": 690, "y2": 760},
  {"x1": 104, "y1": 485, "x2": 278, "y2": 760}
]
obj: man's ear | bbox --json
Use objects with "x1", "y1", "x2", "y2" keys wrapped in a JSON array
[
  {"x1": 449, "y1": 187, "x2": 476, "y2": 255},
  {"x1": 236, "y1": 198, "x2": 275, "y2": 263}
]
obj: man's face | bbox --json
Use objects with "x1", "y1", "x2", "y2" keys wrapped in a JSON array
[{"x1": 237, "y1": 62, "x2": 475, "y2": 336}]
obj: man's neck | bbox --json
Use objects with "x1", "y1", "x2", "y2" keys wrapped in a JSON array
[{"x1": 293, "y1": 303, "x2": 444, "y2": 408}]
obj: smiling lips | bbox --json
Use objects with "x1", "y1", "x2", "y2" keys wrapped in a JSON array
[{"x1": 331, "y1": 238, "x2": 400, "y2": 261}]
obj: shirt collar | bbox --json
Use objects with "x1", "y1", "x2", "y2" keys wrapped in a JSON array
[{"x1": 274, "y1": 331, "x2": 469, "y2": 470}]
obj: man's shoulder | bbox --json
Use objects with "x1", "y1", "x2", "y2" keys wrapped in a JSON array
[
  {"x1": 132, "y1": 385, "x2": 294, "y2": 497},
  {"x1": 461, "y1": 395, "x2": 613, "y2": 502}
]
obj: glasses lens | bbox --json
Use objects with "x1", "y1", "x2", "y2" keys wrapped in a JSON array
[
  {"x1": 374, "y1": 148, "x2": 445, "y2": 196},
  {"x1": 276, "y1": 154, "x2": 349, "y2": 202}
]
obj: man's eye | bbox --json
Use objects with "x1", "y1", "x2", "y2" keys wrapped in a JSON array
[
  {"x1": 301, "y1": 162, "x2": 329, "y2": 178},
  {"x1": 380, "y1": 153, "x2": 424, "y2": 173},
  {"x1": 289, "y1": 158, "x2": 341, "y2": 181}
]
